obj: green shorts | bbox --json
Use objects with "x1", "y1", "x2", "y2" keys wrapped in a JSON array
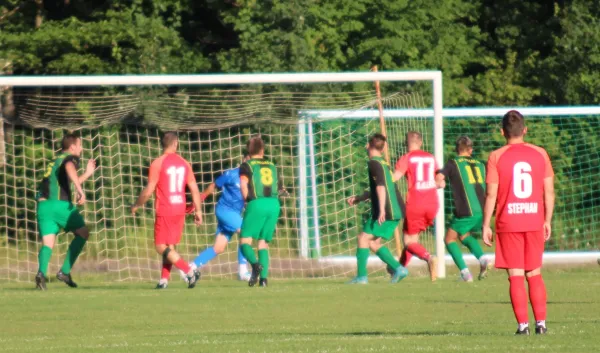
[
  {"x1": 363, "y1": 219, "x2": 400, "y2": 241},
  {"x1": 240, "y1": 198, "x2": 281, "y2": 242},
  {"x1": 37, "y1": 200, "x2": 85, "y2": 237},
  {"x1": 449, "y1": 214, "x2": 482, "y2": 236}
]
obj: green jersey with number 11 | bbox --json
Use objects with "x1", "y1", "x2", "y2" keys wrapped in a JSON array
[{"x1": 439, "y1": 157, "x2": 486, "y2": 218}]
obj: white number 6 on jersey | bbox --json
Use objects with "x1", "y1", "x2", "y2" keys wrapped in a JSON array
[{"x1": 513, "y1": 162, "x2": 532, "y2": 199}]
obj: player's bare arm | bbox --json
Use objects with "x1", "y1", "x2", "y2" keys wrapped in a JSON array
[
  {"x1": 186, "y1": 182, "x2": 214, "y2": 214},
  {"x1": 482, "y1": 183, "x2": 498, "y2": 247},
  {"x1": 277, "y1": 179, "x2": 290, "y2": 197},
  {"x1": 347, "y1": 191, "x2": 369, "y2": 206},
  {"x1": 131, "y1": 178, "x2": 158, "y2": 214},
  {"x1": 65, "y1": 161, "x2": 86, "y2": 205},
  {"x1": 187, "y1": 175, "x2": 203, "y2": 226},
  {"x1": 543, "y1": 176, "x2": 555, "y2": 240},
  {"x1": 392, "y1": 170, "x2": 404, "y2": 182},
  {"x1": 201, "y1": 182, "x2": 216, "y2": 201},
  {"x1": 240, "y1": 175, "x2": 249, "y2": 200},
  {"x1": 78, "y1": 159, "x2": 96, "y2": 184},
  {"x1": 376, "y1": 186, "x2": 387, "y2": 225},
  {"x1": 434, "y1": 172, "x2": 446, "y2": 189}
]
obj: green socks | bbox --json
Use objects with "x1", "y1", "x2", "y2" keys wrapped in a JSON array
[
  {"x1": 240, "y1": 244, "x2": 258, "y2": 264},
  {"x1": 61, "y1": 236, "x2": 87, "y2": 274},
  {"x1": 258, "y1": 249, "x2": 269, "y2": 279},
  {"x1": 462, "y1": 235, "x2": 484, "y2": 259},
  {"x1": 38, "y1": 245, "x2": 53, "y2": 277},
  {"x1": 446, "y1": 241, "x2": 467, "y2": 271},
  {"x1": 356, "y1": 248, "x2": 369, "y2": 277},
  {"x1": 241, "y1": 245, "x2": 269, "y2": 278},
  {"x1": 376, "y1": 247, "x2": 401, "y2": 269}
]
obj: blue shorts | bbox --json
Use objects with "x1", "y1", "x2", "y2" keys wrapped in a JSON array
[{"x1": 215, "y1": 205, "x2": 243, "y2": 241}]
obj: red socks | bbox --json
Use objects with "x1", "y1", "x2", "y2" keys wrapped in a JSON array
[
  {"x1": 406, "y1": 243, "x2": 431, "y2": 261},
  {"x1": 174, "y1": 258, "x2": 191, "y2": 274},
  {"x1": 400, "y1": 248, "x2": 412, "y2": 266},
  {"x1": 527, "y1": 275, "x2": 547, "y2": 321},
  {"x1": 400, "y1": 244, "x2": 431, "y2": 266},
  {"x1": 161, "y1": 261, "x2": 172, "y2": 280},
  {"x1": 509, "y1": 276, "x2": 529, "y2": 323}
]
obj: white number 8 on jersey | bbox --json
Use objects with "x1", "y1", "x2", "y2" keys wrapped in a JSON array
[{"x1": 513, "y1": 162, "x2": 532, "y2": 199}]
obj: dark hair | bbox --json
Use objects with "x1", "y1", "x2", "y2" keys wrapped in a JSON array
[
  {"x1": 406, "y1": 131, "x2": 422, "y2": 143},
  {"x1": 455, "y1": 136, "x2": 473, "y2": 154},
  {"x1": 368, "y1": 133, "x2": 387, "y2": 152},
  {"x1": 247, "y1": 135, "x2": 265, "y2": 156},
  {"x1": 161, "y1": 131, "x2": 178, "y2": 149},
  {"x1": 62, "y1": 134, "x2": 80, "y2": 151},
  {"x1": 502, "y1": 110, "x2": 525, "y2": 138}
]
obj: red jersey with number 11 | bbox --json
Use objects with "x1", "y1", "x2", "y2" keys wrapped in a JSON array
[
  {"x1": 395, "y1": 150, "x2": 439, "y2": 209},
  {"x1": 148, "y1": 153, "x2": 196, "y2": 217},
  {"x1": 486, "y1": 143, "x2": 553, "y2": 233}
]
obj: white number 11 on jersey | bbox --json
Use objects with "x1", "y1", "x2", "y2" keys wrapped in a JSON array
[
  {"x1": 410, "y1": 156, "x2": 436, "y2": 190},
  {"x1": 167, "y1": 166, "x2": 185, "y2": 193}
]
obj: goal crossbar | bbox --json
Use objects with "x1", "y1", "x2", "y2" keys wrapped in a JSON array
[
  {"x1": 0, "y1": 71, "x2": 441, "y2": 87},
  {"x1": 0, "y1": 70, "x2": 446, "y2": 278}
]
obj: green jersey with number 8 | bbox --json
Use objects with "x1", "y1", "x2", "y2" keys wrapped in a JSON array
[{"x1": 239, "y1": 158, "x2": 278, "y2": 201}]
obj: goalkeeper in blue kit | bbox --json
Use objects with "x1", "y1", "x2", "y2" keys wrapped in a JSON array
[{"x1": 182, "y1": 156, "x2": 251, "y2": 282}]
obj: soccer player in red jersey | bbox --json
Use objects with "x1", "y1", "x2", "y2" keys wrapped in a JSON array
[
  {"x1": 393, "y1": 131, "x2": 439, "y2": 281},
  {"x1": 482, "y1": 110, "x2": 555, "y2": 335},
  {"x1": 131, "y1": 132, "x2": 203, "y2": 289}
]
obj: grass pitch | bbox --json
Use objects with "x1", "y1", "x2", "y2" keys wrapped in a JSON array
[{"x1": 1, "y1": 267, "x2": 599, "y2": 353}]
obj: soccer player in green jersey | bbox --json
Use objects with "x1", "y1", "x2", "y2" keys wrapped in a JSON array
[
  {"x1": 238, "y1": 135, "x2": 286, "y2": 287},
  {"x1": 346, "y1": 133, "x2": 409, "y2": 284},
  {"x1": 435, "y1": 136, "x2": 492, "y2": 281},
  {"x1": 35, "y1": 134, "x2": 96, "y2": 290}
]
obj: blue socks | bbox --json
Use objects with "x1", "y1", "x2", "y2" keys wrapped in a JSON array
[
  {"x1": 238, "y1": 247, "x2": 247, "y2": 266},
  {"x1": 193, "y1": 246, "x2": 248, "y2": 268},
  {"x1": 193, "y1": 247, "x2": 217, "y2": 267}
]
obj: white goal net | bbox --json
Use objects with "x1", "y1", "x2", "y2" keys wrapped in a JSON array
[{"x1": 0, "y1": 72, "x2": 444, "y2": 282}]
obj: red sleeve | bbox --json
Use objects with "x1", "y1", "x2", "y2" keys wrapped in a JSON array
[
  {"x1": 543, "y1": 150, "x2": 554, "y2": 178},
  {"x1": 186, "y1": 161, "x2": 196, "y2": 184},
  {"x1": 148, "y1": 159, "x2": 161, "y2": 184},
  {"x1": 395, "y1": 155, "x2": 408, "y2": 175},
  {"x1": 486, "y1": 151, "x2": 499, "y2": 184}
]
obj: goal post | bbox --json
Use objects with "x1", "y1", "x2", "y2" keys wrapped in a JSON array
[
  {"x1": 0, "y1": 71, "x2": 446, "y2": 281},
  {"x1": 1, "y1": 73, "x2": 598, "y2": 283}
]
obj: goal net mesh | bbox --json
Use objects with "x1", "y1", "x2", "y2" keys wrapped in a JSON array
[{"x1": 0, "y1": 86, "x2": 433, "y2": 281}]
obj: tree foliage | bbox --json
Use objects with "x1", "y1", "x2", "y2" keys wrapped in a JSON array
[
  {"x1": 1, "y1": 0, "x2": 599, "y2": 255},
  {"x1": 1, "y1": 0, "x2": 598, "y2": 105}
]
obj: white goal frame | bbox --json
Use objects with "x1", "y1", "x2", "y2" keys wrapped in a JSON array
[
  {"x1": 308, "y1": 106, "x2": 600, "y2": 270},
  {"x1": 0, "y1": 71, "x2": 446, "y2": 278}
]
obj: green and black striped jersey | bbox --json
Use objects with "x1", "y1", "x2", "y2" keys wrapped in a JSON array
[
  {"x1": 439, "y1": 156, "x2": 486, "y2": 218},
  {"x1": 368, "y1": 156, "x2": 405, "y2": 221},
  {"x1": 37, "y1": 152, "x2": 80, "y2": 202},
  {"x1": 240, "y1": 158, "x2": 279, "y2": 201}
]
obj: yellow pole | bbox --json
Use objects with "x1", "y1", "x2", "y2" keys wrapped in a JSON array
[{"x1": 371, "y1": 66, "x2": 403, "y2": 257}]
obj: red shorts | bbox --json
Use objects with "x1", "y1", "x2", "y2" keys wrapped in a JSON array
[
  {"x1": 403, "y1": 206, "x2": 437, "y2": 235},
  {"x1": 154, "y1": 215, "x2": 185, "y2": 245},
  {"x1": 495, "y1": 231, "x2": 544, "y2": 271}
]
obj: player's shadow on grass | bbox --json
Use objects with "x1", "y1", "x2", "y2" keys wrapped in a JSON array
[
  {"x1": 432, "y1": 300, "x2": 595, "y2": 305},
  {"x1": 428, "y1": 300, "x2": 511, "y2": 304},
  {"x1": 344, "y1": 332, "x2": 386, "y2": 336},
  {"x1": 343, "y1": 331, "x2": 486, "y2": 337},
  {"x1": 0, "y1": 285, "x2": 136, "y2": 291},
  {"x1": 263, "y1": 331, "x2": 487, "y2": 337}
]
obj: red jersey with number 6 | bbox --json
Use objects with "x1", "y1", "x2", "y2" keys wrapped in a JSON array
[
  {"x1": 395, "y1": 150, "x2": 439, "y2": 210},
  {"x1": 148, "y1": 153, "x2": 196, "y2": 217},
  {"x1": 486, "y1": 143, "x2": 553, "y2": 233}
]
